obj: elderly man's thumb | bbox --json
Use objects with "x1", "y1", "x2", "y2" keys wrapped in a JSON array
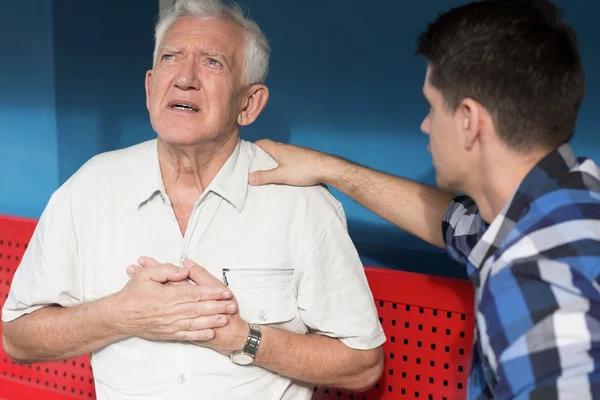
[{"x1": 182, "y1": 258, "x2": 198, "y2": 269}]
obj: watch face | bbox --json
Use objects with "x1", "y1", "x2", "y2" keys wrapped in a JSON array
[{"x1": 231, "y1": 353, "x2": 254, "y2": 365}]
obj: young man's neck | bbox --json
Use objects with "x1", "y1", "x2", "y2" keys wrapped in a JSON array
[{"x1": 468, "y1": 146, "x2": 551, "y2": 224}]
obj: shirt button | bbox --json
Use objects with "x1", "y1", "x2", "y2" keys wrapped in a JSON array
[
  {"x1": 259, "y1": 311, "x2": 267, "y2": 322},
  {"x1": 177, "y1": 374, "x2": 186, "y2": 384}
]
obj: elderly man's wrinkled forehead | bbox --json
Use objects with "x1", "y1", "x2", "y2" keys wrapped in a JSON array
[{"x1": 158, "y1": 16, "x2": 246, "y2": 72}]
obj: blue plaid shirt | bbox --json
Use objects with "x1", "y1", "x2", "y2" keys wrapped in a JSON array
[{"x1": 442, "y1": 143, "x2": 600, "y2": 399}]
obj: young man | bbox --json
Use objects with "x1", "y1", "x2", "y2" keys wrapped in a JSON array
[{"x1": 249, "y1": 0, "x2": 600, "y2": 398}]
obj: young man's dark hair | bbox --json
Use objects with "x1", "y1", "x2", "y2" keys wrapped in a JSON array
[{"x1": 416, "y1": 0, "x2": 585, "y2": 151}]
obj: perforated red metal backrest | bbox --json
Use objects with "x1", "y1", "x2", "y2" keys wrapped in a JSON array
[
  {"x1": 313, "y1": 267, "x2": 475, "y2": 400},
  {"x1": 0, "y1": 214, "x2": 475, "y2": 400},
  {"x1": 0, "y1": 215, "x2": 95, "y2": 399}
]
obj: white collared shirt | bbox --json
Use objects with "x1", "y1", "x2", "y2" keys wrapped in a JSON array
[{"x1": 3, "y1": 138, "x2": 385, "y2": 400}]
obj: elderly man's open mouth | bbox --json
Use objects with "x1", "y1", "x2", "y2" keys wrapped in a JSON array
[{"x1": 168, "y1": 99, "x2": 199, "y2": 112}]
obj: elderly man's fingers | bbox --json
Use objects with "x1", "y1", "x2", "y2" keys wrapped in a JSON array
[
  {"x1": 172, "y1": 328, "x2": 216, "y2": 342},
  {"x1": 126, "y1": 264, "x2": 143, "y2": 277},
  {"x1": 139, "y1": 264, "x2": 190, "y2": 284},
  {"x1": 172, "y1": 283, "x2": 233, "y2": 303},
  {"x1": 133, "y1": 257, "x2": 191, "y2": 283},
  {"x1": 182, "y1": 259, "x2": 228, "y2": 288},
  {"x1": 169, "y1": 300, "x2": 238, "y2": 320},
  {"x1": 138, "y1": 256, "x2": 161, "y2": 267}
]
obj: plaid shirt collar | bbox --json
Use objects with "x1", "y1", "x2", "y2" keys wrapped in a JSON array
[{"x1": 467, "y1": 143, "x2": 577, "y2": 271}]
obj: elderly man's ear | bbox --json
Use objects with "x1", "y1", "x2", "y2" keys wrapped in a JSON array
[{"x1": 237, "y1": 84, "x2": 269, "y2": 126}]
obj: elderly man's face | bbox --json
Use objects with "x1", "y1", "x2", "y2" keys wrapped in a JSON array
[{"x1": 145, "y1": 16, "x2": 248, "y2": 146}]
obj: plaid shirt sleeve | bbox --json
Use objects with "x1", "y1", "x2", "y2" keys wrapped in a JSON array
[
  {"x1": 480, "y1": 256, "x2": 600, "y2": 399},
  {"x1": 441, "y1": 195, "x2": 488, "y2": 265}
]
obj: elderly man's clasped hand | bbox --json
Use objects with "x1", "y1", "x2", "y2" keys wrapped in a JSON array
[{"x1": 118, "y1": 257, "x2": 249, "y2": 355}]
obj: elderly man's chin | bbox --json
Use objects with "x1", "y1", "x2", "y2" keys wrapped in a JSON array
[{"x1": 155, "y1": 127, "x2": 222, "y2": 148}]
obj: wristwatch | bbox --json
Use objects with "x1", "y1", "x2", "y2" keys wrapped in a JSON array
[{"x1": 230, "y1": 324, "x2": 262, "y2": 365}]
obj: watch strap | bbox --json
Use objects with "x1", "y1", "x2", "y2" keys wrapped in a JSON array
[{"x1": 243, "y1": 323, "x2": 262, "y2": 358}]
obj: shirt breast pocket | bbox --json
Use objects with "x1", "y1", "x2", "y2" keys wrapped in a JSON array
[{"x1": 222, "y1": 264, "x2": 297, "y2": 326}]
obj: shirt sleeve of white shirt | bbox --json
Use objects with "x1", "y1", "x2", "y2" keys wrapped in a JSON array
[
  {"x1": 1, "y1": 180, "x2": 83, "y2": 322},
  {"x1": 295, "y1": 205, "x2": 386, "y2": 350}
]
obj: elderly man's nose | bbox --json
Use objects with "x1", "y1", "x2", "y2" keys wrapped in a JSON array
[{"x1": 174, "y1": 63, "x2": 200, "y2": 90}]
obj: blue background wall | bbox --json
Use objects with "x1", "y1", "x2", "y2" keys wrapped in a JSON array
[
  {"x1": 0, "y1": 1, "x2": 58, "y2": 220},
  {"x1": 1, "y1": 0, "x2": 598, "y2": 278},
  {"x1": 52, "y1": 1, "x2": 157, "y2": 185}
]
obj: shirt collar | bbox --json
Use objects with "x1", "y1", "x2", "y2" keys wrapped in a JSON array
[
  {"x1": 135, "y1": 140, "x2": 165, "y2": 207},
  {"x1": 467, "y1": 143, "x2": 577, "y2": 270},
  {"x1": 135, "y1": 138, "x2": 250, "y2": 213},
  {"x1": 206, "y1": 138, "x2": 250, "y2": 213}
]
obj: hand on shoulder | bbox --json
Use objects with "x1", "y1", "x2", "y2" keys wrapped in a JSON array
[{"x1": 249, "y1": 139, "x2": 332, "y2": 187}]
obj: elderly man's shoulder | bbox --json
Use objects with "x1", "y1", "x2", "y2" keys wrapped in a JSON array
[
  {"x1": 53, "y1": 140, "x2": 156, "y2": 199},
  {"x1": 68, "y1": 139, "x2": 155, "y2": 181},
  {"x1": 79, "y1": 140, "x2": 154, "y2": 174},
  {"x1": 244, "y1": 140, "x2": 342, "y2": 211}
]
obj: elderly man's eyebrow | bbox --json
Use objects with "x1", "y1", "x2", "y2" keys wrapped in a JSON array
[
  {"x1": 162, "y1": 44, "x2": 181, "y2": 54},
  {"x1": 198, "y1": 49, "x2": 227, "y2": 59},
  {"x1": 199, "y1": 50, "x2": 232, "y2": 67},
  {"x1": 159, "y1": 44, "x2": 233, "y2": 69}
]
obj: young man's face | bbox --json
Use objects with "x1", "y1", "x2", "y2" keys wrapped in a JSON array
[{"x1": 420, "y1": 66, "x2": 470, "y2": 193}]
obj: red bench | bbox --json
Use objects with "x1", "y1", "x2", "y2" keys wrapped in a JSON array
[{"x1": 0, "y1": 214, "x2": 474, "y2": 400}]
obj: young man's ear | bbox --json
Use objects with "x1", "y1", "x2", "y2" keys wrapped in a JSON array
[
  {"x1": 458, "y1": 98, "x2": 482, "y2": 150},
  {"x1": 237, "y1": 84, "x2": 269, "y2": 126}
]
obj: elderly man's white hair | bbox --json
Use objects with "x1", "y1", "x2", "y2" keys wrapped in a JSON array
[{"x1": 154, "y1": 0, "x2": 270, "y2": 86}]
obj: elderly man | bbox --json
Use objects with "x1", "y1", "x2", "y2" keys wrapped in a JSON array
[
  {"x1": 1, "y1": 0, "x2": 384, "y2": 399},
  {"x1": 249, "y1": 0, "x2": 600, "y2": 399}
]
